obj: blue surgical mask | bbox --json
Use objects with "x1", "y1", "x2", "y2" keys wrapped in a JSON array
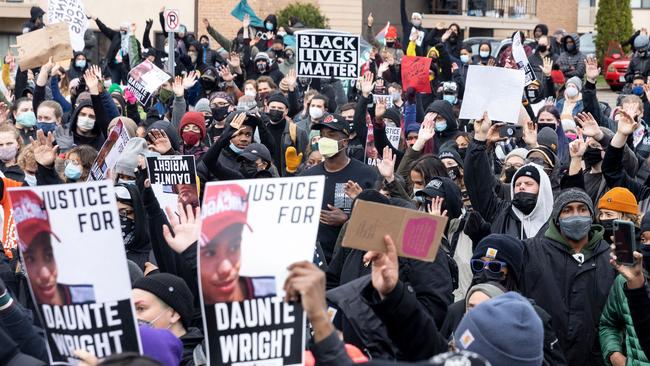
[
  {"x1": 118, "y1": 178, "x2": 136, "y2": 186},
  {"x1": 24, "y1": 173, "x2": 36, "y2": 187},
  {"x1": 460, "y1": 55, "x2": 470, "y2": 63},
  {"x1": 632, "y1": 86, "x2": 645, "y2": 96},
  {"x1": 36, "y1": 122, "x2": 57, "y2": 134},
  {"x1": 265, "y1": 22, "x2": 274, "y2": 31},
  {"x1": 229, "y1": 143, "x2": 243, "y2": 154},
  {"x1": 16, "y1": 111, "x2": 37, "y2": 128},
  {"x1": 443, "y1": 95, "x2": 457, "y2": 105},
  {"x1": 75, "y1": 59, "x2": 87, "y2": 69},
  {"x1": 64, "y1": 162, "x2": 82, "y2": 181},
  {"x1": 435, "y1": 121, "x2": 448, "y2": 132}
]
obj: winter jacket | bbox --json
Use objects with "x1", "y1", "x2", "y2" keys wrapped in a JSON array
[
  {"x1": 556, "y1": 33, "x2": 587, "y2": 79},
  {"x1": 427, "y1": 100, "x2": 460, "y2": 154},
  {"x1": 626, "y1": 52, "x2": 650, "y2": 83},
  {"x1": 116, "y1": 183, "x2": 152, "y2": 269},
  {"x1": 95, "y1": 18, "x2": 129, "y2": 67},
  {"x1": 265, "y1": 117, "x2": 308, "y2": 176},
  {"x1": 625, "y1": 283, "x2": 650, "y2": 358},
  {"x1": 464, "y1": 141, "x2": 553, "y2": 239},
  {"x1": 555, "y1": 98, "x2": 584, "y2": 117},
  {"x1": 180, "y1": 327, "x2": 205, "y2": 366},
  {"x1": 523, "y1": 221, "x2": 616, "y2": 366},
  {"x1": 55, "y1": 97, "x2": 109, "y2": 152},
  {"x1": 603, "y1": 144, "x2": 650, "y2": 213},
  {"x1": 599, "y1": 275, "x2": 650, "y2": 365}
]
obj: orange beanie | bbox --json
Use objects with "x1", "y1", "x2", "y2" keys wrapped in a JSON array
[{"x1": 598, "y1": 187, "x2": 638, "y2": 215}]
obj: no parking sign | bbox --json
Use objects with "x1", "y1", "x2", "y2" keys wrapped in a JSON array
[{"x1": 164, "y1": 9, "x2": 180, "y2": 32}]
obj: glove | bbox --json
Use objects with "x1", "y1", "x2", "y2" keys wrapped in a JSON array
[
  {"x1": 463, "y1": 210, "x2": 491, "y2": 246},
  {"x1": 285, "y1": 147, "x2": 303, "y2": 174}
]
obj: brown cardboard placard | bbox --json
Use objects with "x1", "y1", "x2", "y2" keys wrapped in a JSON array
[
  {"x1": 342, "y1": 200, "x2": 447, "y2": 261},
  {"x1": 16, "y1": 22, "x2": 73, "y2": 70}
]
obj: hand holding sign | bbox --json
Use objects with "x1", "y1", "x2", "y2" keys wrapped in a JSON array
[{"x1": 364, "y1": 235, "x2": 399, "y2": 299}]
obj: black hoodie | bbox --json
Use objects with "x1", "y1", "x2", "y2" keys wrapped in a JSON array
[
  {"x1": 426, "y1": 100, "x2": 460, "y2": 153},
  {"x1": 115, "y1": 183, "x2": 152, "y2": 269},
  {"x1": 22, "y1": 6, "x2": 45, "y2": 34},
  {"x1": 255, "y1": 15, "x2": 278, "y2": 52},
  {"x1": 68, "y1": 51, "x2": 89, "y2": 81},
  {"x1": 55, "y1": 99, "x2": 106, "y2": 152}
]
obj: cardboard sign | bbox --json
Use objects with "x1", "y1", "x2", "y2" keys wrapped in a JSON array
[
  {"x1": 459, "y1": 65, "x2": 525, "y2": 123},
  {"x1": 146, "y1": 155, "x2": 199, "y2": 213},
  {"x1": 401, "y1": 56, "x2": 432, "y2": 93},
  {"x1": 48, "y1": 0, "x2": 89, "y2": 52},
  {"x1": 9, "y1": 182, "x2": 141, "y2": 364},
  {"x1": 87, "y1": 119, "x2": 130, "y2": 181},
  {"x1": 198, "y1": 176, "x2": 324, "y2": 366},
  {"x1": 343, "y1": 200, "x2": 447, "y2": 261},
  {"x1": 385, "y1": 126, "x2": 401, "y2": 149},
  {"x1": 164, "y1": 9, "x2": 180, "y2": 33},
  {"x1": 127, "y1": 60, "x2": 171, "y2": 105},
  {"x1": 16, "y1": 22, "x2": 73, "y2": 70},
  {"x1": 296, "y1": 31, "x2": 360, "y2": 79},
  {"x1": 512, "y1": 32, "x2": 536, "y2": 85},
  {"x1": 373, "y1": 94, "x2": 394, "y2": 109}
]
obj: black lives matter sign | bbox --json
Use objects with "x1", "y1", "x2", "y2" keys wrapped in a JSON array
[{"x1": 296, "y1": 32, "x2": 360, "y2": 80}]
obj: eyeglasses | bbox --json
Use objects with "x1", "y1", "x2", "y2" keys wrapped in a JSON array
[
  {"x1": 118, "y1": 208, "x2": 135, "y2": 218},
  {"x1": 470, "y1": 259, "x2": 507, "y2": 274}
]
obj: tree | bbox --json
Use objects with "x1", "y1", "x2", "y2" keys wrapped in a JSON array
[
  {"x1": 595, "y1": 0, "x2": 634, "y2": 63},
  {"x1": 277, "y1": 3, "x2": 328, "y2": 29}
]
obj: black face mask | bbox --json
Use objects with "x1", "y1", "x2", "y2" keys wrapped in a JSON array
[
  {"x1": 212, "y1": 106, "x2": 230, "y2": 121},
  {"x1": 120, "y1": 216, "x2": 136, "y2": 249},
  {"x1": 447, "y1": 166, "x2": 461, "y2": 181},
  {"x1": 239, "y1": 161, "x2": 259, "y2": 178},
  {"x1": 537, "y1": 123, "x2": 556, "y2": 131},
  {"x1": 386, "y1": 41, "x2": 395, "y2": 48},
  {"x1": 583, "y1": 146, "x2": 603, "y2": 165},
  {"x1": 641, "y1": 244, "x2": 650, "y2": 269},
  {"x1": 268, "y1": 109, "x2": 284, "y2": 123},
  {"x1": 537, "y1": 45, "x2": 548, "y2": 53},
  {"x1": 503, "y1": 166, "x2": 517, "y2": 184},
  {"x1": 458, "y1": 147, "x2": 467, "y2": 160},
  {"x1": 512, "y1": 192, "x2": 538, "y2": 215},
  {"x1": 471, "y1": 270, "x2": 504, "y2": 286},
  {"x1": 566, "y1": 43, "x2": 576, "y2": 52},
  {"x1": 201, "y1": 79, "x2": 216, "y2": 91},
  {"x1": 600, "y1": 219, "x2": 614, "y2": 243}
]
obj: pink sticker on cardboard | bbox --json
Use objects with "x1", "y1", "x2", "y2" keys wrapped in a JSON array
[{"x1": 402, "y1": 217, "x2": 438, "y2": 258}]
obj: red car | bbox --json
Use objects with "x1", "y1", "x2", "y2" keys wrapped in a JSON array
[{"x1": 604, "y1": 42, "x2": 630, "y2": 91}]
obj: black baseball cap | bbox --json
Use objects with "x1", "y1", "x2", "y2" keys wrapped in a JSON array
[
  {"x1": 312, "y1": 113, "x2": 351, "y2": 136},
  {"x1": 237, "y1": 143, "x2": 273, "y2": 163}
]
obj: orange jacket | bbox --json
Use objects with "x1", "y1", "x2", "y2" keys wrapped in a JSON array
[{"x1": 2, "y1": 178, "x2": 24, "y2": 258}]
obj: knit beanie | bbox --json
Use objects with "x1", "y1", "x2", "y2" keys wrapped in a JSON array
[
  {"x1": 453, "y1": 292, "x2": 544, "y2": 366},
  {"x1": 537, "y1": 127, "x2": 558, "y2": 153},
  {"x1": 551, "y1": 188, "x2": 594, "y2": 223},
  {"x1": 179, "y1": 111, "x2": 206, "y2": 139},
  {"x1": 268, "y1": 92, "x2": 290, "y2": 108},
  {"x1": 127, "y1": 259, "x2": 144, "y2": 286},
  {"x1": 464, "y1": 282, "x2": 506, "y2": 311},
  {"x1": 438, "y1": 149, "x2": 463, "y2": 168},
  {"x1": 133, "y1": 273, "x2": 195, "y2": 329},
  {"x1": 139, "y1": 325, "x2": 183, "y2": 366},
  {"x1": 194, "y1": 98, "x2": 211, "y2": 114},
  {"x1": 527, "y1": 146, "x2": 556, "y2": 167},
  {"x1": 598, "y1": 187, "x2": 639, "y2": 216},
  {"x1": 108, "y1": 83, "x2": 123, "y2": 95},
  {"x1": 114, "y1": 138, "x2": 148, "y2": 177},
  {"x1": 472, "y1": 234, "x2": 525, "y2": 284},
  {"x1": 382, "y1": 108, "x2": 402, "y2": 127},
  {"x1": 566, "y1": 76, "x2": 582, "y2": 92},
  {"x1": 512, "y1": 165, "x2": 541, "y2": 186},
  {"x1": 641, "y1": 212, "x2": 650, "y2": 233}
]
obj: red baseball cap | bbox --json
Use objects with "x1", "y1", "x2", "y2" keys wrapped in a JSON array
[
  {"x1": 11, "y1": 190, "x2": 56, "y2": 251},
  {"x1": 200, "y1": 184, "x2": 250, "y2": 246}
]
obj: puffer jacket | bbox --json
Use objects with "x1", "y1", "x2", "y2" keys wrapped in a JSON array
[
  {"x1": 599, "y1": 275, "x2": 650, "y2": 366},
  {"x1": 556, "y1": 33, "x2": 587, "y2": 78}
]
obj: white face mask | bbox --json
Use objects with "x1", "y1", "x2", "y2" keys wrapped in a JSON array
[
  {"x1": 77, "y1": 116, "x2": 95, "y2": 131},
  {"x1": 244, "y1": 89, "x2": 256, "y2": 97},
  {"x1": 480, "y1": 51, "x2": 490, "y2": 58},
  {"x1": 309, "y1": 106, "x2": 324, "y2": 120},
  {"x1": 565, "y1": 86, "x2": 579, "y2": 98}
]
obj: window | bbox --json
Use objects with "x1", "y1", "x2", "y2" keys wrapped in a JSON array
[{"x1": 632, "y1": 0, "x2": 650, "y2": 8}]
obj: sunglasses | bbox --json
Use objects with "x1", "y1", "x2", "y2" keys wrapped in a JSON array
[{"x1": 470, "y1": 259, "x2": 507, "y2": 274}]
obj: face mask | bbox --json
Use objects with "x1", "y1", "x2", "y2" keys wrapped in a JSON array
[
  {"x1": 537, "y1": 122, "x2": 556, "y2": 131},
  {"x1": 189, "y1": 52, "x2": 198, "y2": 63},
  {"x1": 75, "y1": 59, "x2": 87, "y2": 69},
  {"x1": 447, "y1": 166, "x2": 461, "y2": 181},
  {"x1": 391, "y1": 92, "x2": 401, "y2": 102},
  {"x1": 257, "y1": 62, "x2": 268, "y2": 73},
  {"x1": 458, "y1": 147, "x2": 467, "y2": 160},
  {"x1": 309, "y1": 107, "x2": 324, "y2": 120},
  {"x1": 24, "y1": 173, "x2": 36, "y2": 187},
  {"x1": 566, "y1": 43, "x2": 576, "y2": 52},
  {"x1": 503, "y1": 166, "x2": 517, "y2": 184},
  {"x1": 138, "y1": 309, "x2": 167, "y2": 328},
  {"x1": 565, "y1": 86, "x2": 578, "y2": 98},
  {"x1": 512, "y1": 192, "x2": 538, "y2": 215},
  {"x1": 583, "y1": 146, "x2": 603, "y2": 165},
  {"x1": 480, "y1": 51, "x2": 490, "y2": 58},
  {"x1": 0, "y1": 146, "x2": 17, "y2": 162},
  {"x1": 120, "y1": 216, "x2": 136, "y2": 249},
  {"x1": 265, "y1": 22, "x2": 274, "y2": 31},
  {"x1": 559, "y1": 215, "x2": 592, "y2": 241},
  {"x1": 277, "y1": 31, "x2": 287, "y2": 37},
  {"x1": 37, "y1": 122, "x2": 57, "y2": 134},
  {"x1": 229, "y1": 143, "x2": 243, "y2": 154},
  {"x1": 268, "y1": 109, "x2": 284, "y2": 123},
  {"x1": 182, "y1": 131, "x2": 201, "y2": 146},
  {"x1": 77, "y1": 116, "x2": 95, "y2": 131},
  {"x1": 159, "y1": 88, "x2": 173, "y2": 104},
  {"x1": 641, "y1": 244, "x2": 650, "y2": 269},
  {"x1": 435, "y1": 121, "x2": 447, "y2": 132},
  {"x1": 16, "y1": 111, "x2": 37, "y2": 128},
  {"x1": 460, "y1": 55, "x2": 470, "y2": 63},
  {"x1": 239, "y1": 161, "x2": 259, "y2": 178},
  {"x1": 244, "y1": 89, "x2": 256, "y2": 97},
  {"x1": 212, "y1": 106, "x2": 230, "y2": 121},
  {"x1": 412, "y1": 20, "x2": 422, "y2": 27},
  {"x1": 537, "y1": 45, "x2": 548, "y2": 53},
  {"x1": 633, "y1": 86, "x2": 645, "y2": 96},
  {"x1": 386, "y1": 41, "x2": 395, "y2": 48},
  {"x1": 600, "y1": 219, "x2": 614, "y2": 243},
  {"x1": 471, "y1": 270, "x2": 504, "y2": 286},
  {"x1": 64, "y1": 162, "x2": 82, "y2": 181},
  {"x1": 443, "y1": 95, "x2": 457, "y2": 105},
  {"x1": 318, "y1": 137, "x2": 343, "y2": 159}
]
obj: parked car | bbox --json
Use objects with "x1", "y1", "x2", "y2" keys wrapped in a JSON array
[
  {"x1": 603, "y1": 42, "x2": 630, "y2": 91},
  {"x1": 579, "y1": 32, "x2": 596, "y2": 56}
]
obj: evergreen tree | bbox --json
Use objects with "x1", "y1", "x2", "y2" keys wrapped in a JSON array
[{"x1": 595, "y1": 0, "x2": 634, "y2": 62}]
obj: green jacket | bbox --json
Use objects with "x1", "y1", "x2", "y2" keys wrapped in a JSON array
[{"x1": 599, "y1": 275, "x2": 650, "y2": 365}]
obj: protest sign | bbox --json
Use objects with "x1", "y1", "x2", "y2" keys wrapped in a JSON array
[
  {"x1": 512, "y1": 32, "x2": 536, "y2": 85},
  {"x1": 401, "y1": 56, "x2": 432, "y2": 93},
  {"x1": 146, "y1": 155, "x2": 199, "y2": 213},
  {"x1": 296, "y1": 31, "x2": 360, "y2": 79},
  {"x1": 127, "y1": 60, "x2": 171, "y2": 105},
  {"x1": 48, "y1": 0, "x2": 89, "y2": 52},
  {"x1": 459, "y1": 65, "x2": 525, "y2": 123},
  {"x1": 88, "y1": 119, "x2": 130, "y2": 181},
  {"x1": 343, "y1": 199, "x2": 447, "y2": 261},
  {"x1": 373, "y1": 94, "x2": 394, "y2": 109},
  {"x1": 9, "y1": 182, "x2": 141, "y2": 364},
  {"x1": 16, "y1": 22, "x2": 73, "y2": 70},
  {"x1": 199, "y1": 176, "x2": 324, "y2": 366},
  {"x1": 385, "y1": 126, "x2": 401, "y2": 149}
]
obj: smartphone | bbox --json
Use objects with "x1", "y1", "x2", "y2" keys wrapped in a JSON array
[
  {"x1": 499, "y1": 124, "x2": 523, "y2": 139},
  {"x1": 613, "y1": 220, "x2": 637, "y2": 265}
]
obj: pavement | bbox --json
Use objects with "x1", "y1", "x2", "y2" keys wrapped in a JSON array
[{"x1": 596, "y1": 85, "x2": 620, "y2": 108}]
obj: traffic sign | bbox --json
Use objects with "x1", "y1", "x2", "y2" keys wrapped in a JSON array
[{"x1": 164, "y1": 9, "x2": 180, "y2": 33}]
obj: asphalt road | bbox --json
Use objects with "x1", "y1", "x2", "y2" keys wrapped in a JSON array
[{"x1": 596, "y1": 85, "x2": 620, "y2": 108}]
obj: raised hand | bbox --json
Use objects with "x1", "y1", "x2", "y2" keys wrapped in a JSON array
[
  {"x1": 130, "y1": 22, "x2": 137, "y2": 34},
  {"x1": 229, "y1": 113, "x2": 246, "y2": 130},
  {"x1": 377, "y1": 62, "x2": 389, "y2": 75},
  {"x1": 283, "y1": 68, "x2": 297, "y2": 90},
  {"x1": 182, "y1": 70, "x2": 198, "y2": 89},
  {"x1": 228, "y1": 52, "x2": 241, "y2": 69},
  {"x1": 585, "y1": 56, "x2": 600, "y2": 83},
  {"x1": 218, "y1": 65, "x2": 234, "y2": 82},
  {"x1": 451, "y1": 62, "x2": 459, "y2": 74},
  {"x1": 364, "y1": 235, "x2": 399, "y2": 299},
  {"x1": 616, "y1": 109, "x2": 639, "y2": 136},
  {"x1": 375, "y1": 97, "x2": 387, "y2": 119},
  {"x1": 243, "y1": 14, "x2": 250, "y2": 28},
  {"x1": 202, "y1": 18, "x2": 210, "y2": 28},
  {"x1": 30, "y1": 129, "x2": 59, "y2": 167},
  {"x1": 522, "y1": 120, "x2": 538, "y2": 147},
  {"x1": 541, "y1": 57, "x2": 553, "y2": 76},
  {"x1": 90, "y1": 64, "x2": 102, "y2": 80},
  {"x1": 418, "y1": 116, "x2": 436, "y2": 142},
  {"x1": 360, "y1": 71, "x2": 375, "y2": 97},
  {"x1": 428, "y1": 196, "x2": 447, "y2": 217},
  {"x1": 473, "y1": 111, "x2": 492, "y2": 141},
  {"x1": 145, "y1": 18, "x2": 153, "y2": 28},
  {"x1": 569, "y1": 133, "x2": 586, "y2": 158},
  {"x1": 377, "y1": 146, "x2": 395, "y2": 181},
  {"x1": 147, "y1": 129, "x2": 172, "y2": 154},
  {"x1": 172, "y1": 76, "x2": 184, "y2": 97},
  {"x1": 83, "y1": 69, "x2": 99, "y2": 95},
  {"x1": 367, "y1": 12, "x2": 374, "y2": 27},
  {"x1": 0, "y1": 102, "x2": 9, "y2": 124},
  {"x1": 162, "y1": 203, "x2": 201, "y2": 254},
  {"x1": 575, "y1": 112, "x2": 603, "y2": 139},
  {"x1": 344, "y1": 180, "x2": 363, "y2": 199}
]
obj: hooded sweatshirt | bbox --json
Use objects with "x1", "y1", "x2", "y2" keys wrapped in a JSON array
[
  {"x1": 556, "y1": 33, "x2": 586, "y2": 78},
  {"x1": 55, "y1": 99, "x2": 106, "y2": 152},
  {"x1": 510, "y1": 163, "x2": 554, "y2": 239},
  {"x1": 115, "y1": 183, "x2": 152, "y2": 269},
  {"x1": 426, "y1": 100, "x2": 459, "y2": 153}
]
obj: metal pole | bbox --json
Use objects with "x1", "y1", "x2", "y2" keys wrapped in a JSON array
[{"x1": 168, "y1": 32, "x2": 175, "y2": 76}]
